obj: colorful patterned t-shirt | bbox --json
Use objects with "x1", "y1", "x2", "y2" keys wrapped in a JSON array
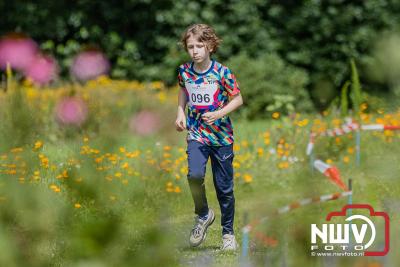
[{"x1": 178, "y1": 59, "x2": 241, "y2": 146}]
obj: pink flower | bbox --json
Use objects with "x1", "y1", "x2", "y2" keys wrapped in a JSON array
[
  {"x1": 55, "y1": 97, "x2": 88, "y2": 126},
  {"x1": 129, "y1": 111, "x2": 161, "y2": 136},
  {"x1": 70, "y1": 49, "x2": 110, "y2": 81},
  {"x1": 24, "y1": 54, "x2": 58, "y2": 85},
  {"x1": 0, "y1": 33, "x2": 38, "y2": 71}
]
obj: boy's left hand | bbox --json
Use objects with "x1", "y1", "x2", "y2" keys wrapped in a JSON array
[{"x1": 202, "y1": 111, "x2": 222, "y2": 125}]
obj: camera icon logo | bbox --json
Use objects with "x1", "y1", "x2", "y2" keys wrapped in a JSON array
[{"x1": 311, "y1": 204, "x2": 389, "y2": 256}]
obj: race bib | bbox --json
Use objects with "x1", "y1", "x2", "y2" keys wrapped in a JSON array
[{"x1": 185, "y1": 81, "x2": 218, "y2": 107}]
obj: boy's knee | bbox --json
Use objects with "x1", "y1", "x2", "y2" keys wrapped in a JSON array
[{"x1": 187, "y1": 171, "x2": 205, "y2": 180}]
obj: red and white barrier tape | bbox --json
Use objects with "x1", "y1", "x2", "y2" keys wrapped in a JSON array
[
  {"x1": 361, "y1": 124, "x2": 400, "y2": 131},
  {"x1": 306, "y1": 120, "x2": 359, "y2": 155},
  {"x1": 242, "y1": 190, "x2": 352, "y2": 233},
  {"x1": 306, "y1": 122, "x2": 400, "y2": 155}
]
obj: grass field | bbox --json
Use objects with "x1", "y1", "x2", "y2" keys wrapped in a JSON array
[{"x1": 0, "y1": 80, "x2": 399, "y2": 266}]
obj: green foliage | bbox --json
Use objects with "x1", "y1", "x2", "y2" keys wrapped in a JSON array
[
  {"x1": 362, "y1": 91, "x2": 389, "y2": 112},
  {"x1": 267, "y1": 0, "x2": 400, "y2": 85},
  {"x1": 227, "y1": 53, "x2": 313, "y2": 119},
  {"x1": 329, "y1": 59, "x2": 364, "y2": 116},
  {"x1": 0, "y1": 157, "x2": 178, "y2": 267},
  {"x1": 1, "y1": 0, "x2": 174, "y2": 81},
  {"x1": 0, "y1": 82, "x2": 179, "y2": 266},
  {"x1": 2, "y1": 0, "x2": 400, "y2": 111},
  {"x1": 340, "y1": 81, "x2": 350, "y2": 117},
  {"x1": 368, "y1": 32, "x2": 400, "y2": 97},
  {"x1": 154, "y1": 0, "x2": 400, "y2": 89},
  {"x1": 350, "y1": 59, "x2": 363, "y2": 115},
  {"x1": 0, "y1": 86, "x2": 38, "y2": 149},
  {"x1": 1, "y1": 78, "x2": 400, "y2": 265}
]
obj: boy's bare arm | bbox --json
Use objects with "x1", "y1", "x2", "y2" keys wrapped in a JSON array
[
  {"x1": 202, "y1": 93, "x2": 243, "y2": 125},
  {"x1": 175, "y1": 89, "x2": 187, "y2": 131},
  {"x1": 218, "y1": 93, "x2": 243, "y2": 117},
  {"x1": 177, "y1": 88, "x2": 187, "y2": 113}
]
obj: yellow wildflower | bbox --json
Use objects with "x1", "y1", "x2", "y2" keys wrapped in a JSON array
[
  {"x1": 384, "y1": 130, "x2": 394, "y2": 137},
  {"x1": 121, "y1": 162, "x2": 129, "y2": 169},
  {"x1": 10, "y1": 147, "x2": 23, "y2": 153},
  {"x1": 151, "y1": 81, "x2": 164, "y2": 90},
  {"x1": 233, "y1": 162, "x2": 241, "y2": 168},
  {"x1": 90, "y1": 149, "x2": 100, "y2": 154},
  {"x1": 360, "y1": 103, "x2": 368, "y2": 111},
  {"x1": 50, "y1": 184, "x2": 61, "y2": 193},
  {"x1": 278, "y1": 161, "x2": 289, "y2": 169},
  {"x1": 7, "y1": 169, "x2": 17, "y2": 175},
  {"x1": 272, "y1": 112, "x2": 280, "y2": 119},
  {"x1": 233, "y1": 144, "x2": 240, "y2": 151},
  {"x1": 180, "y1": 166, "x2": 188, "y2": 175},
  {"x1": 241, "y1": 141, "x2": 249, "y2": 148},
  {"x1": 174, "y1": 186, "x2": 181, "y2": 193},
  {"x1": 243, "y1": 174, "x2": 253, "y2": 183},
  {"x1": 126, "y1": 150, "x2": 140, "y2": 158},
  {"x1": 157, "y1": 92, "x2": 167, "y2": 103},
  {"x1": 335, "y1": 137, "x2": 341, "y2": 145},
  {"x1": 34, "y1": 141, "x2": 43, "y2": 150}
]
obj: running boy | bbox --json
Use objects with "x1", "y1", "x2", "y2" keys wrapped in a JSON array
[{"x1": 175, "y1": 24, "x2": 243, "y2": 250}]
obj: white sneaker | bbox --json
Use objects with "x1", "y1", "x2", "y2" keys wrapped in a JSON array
[
  {"x1": 189, "y1": 209, "x2": 215, "y2": 247},
  {"x1": 221, "y1": 234, "x2": 238, "y2": 251}
]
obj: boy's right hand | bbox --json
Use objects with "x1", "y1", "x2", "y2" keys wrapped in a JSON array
[{"x1": 175, "y1": 113, "x2": 186, "y2": 132}]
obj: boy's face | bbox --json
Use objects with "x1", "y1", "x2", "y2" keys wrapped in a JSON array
[{"x1": 186, "y1": 34, "x2": 211, "y2": 64}]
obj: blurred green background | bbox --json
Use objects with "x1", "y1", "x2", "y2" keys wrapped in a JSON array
[
  {"x1": 2, "y1": 0, "x2": 400, "y2": 113},
  {"x1": 1, "y1": 1, "x2": 400, "y2": 267}
]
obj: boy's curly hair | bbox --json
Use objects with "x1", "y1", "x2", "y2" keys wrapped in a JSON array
[{"x1": 180, "y1": 24, "x2": 222, "y2": 54}]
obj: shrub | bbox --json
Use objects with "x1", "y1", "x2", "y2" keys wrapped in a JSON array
[{"x1": 227, "y1": 53, "x2": 314, "y2": 119}]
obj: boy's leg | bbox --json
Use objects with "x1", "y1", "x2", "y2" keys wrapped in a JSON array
[
  {"x1": 210, "y1": 144, "x2": 235, "y2": 235},
  {"x1": 187, "y1": 140, "x2": 210, "y2": 218}
]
